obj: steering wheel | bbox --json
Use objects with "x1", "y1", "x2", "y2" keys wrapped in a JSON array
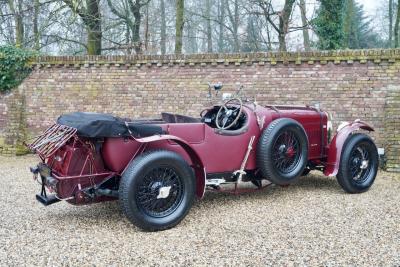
[{"x1": 216, "y1": 98, "x2": 243, "y2": 130}]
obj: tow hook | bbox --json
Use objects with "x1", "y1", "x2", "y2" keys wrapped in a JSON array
[{"x1": 30, "y1": 164, "x2": 60, "y2": 206}]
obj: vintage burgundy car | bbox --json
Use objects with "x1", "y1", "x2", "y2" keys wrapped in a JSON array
[{"x1": 28, "y1": 84, "x2": 378, "y2": 231}]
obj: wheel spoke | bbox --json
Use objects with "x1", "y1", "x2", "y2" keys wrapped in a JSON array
[
  {"x1": 135, "y1": 167, "x2": 184, "y2": 218},
  {"x1": 348, "y1": 144, "x2": 374, "y2": 183},
  {"x1": 272, "y1": 130, "x2": 301, "y2": 174}
]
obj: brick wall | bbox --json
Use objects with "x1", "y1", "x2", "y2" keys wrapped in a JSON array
[
  {"x1": 0, "y1": 49, "x2": 399, "y2": 170},
  {"x1": 385, "y1": 86, "x2": 400, "y2": 171}
]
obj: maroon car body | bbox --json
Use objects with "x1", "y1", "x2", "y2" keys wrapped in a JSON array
[{"x1": 28, "y1": 90, "x2": 379, "y2": 231}]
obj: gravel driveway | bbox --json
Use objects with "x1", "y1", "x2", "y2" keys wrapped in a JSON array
[{"x1": 0, "y1": 155, "x2": 399, "y2": 266}]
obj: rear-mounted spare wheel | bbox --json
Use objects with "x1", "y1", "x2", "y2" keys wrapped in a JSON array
[
  {"x1": 119, "y1": 150, "x2": 195, "y2": 231},
  {"x1": 257, "y1": 118, "x2": 308, "y2": 185}
]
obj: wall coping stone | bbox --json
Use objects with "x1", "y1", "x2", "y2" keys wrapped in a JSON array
[{"x1": 29, "y1": 49, "x2": 400, "y2": 68}]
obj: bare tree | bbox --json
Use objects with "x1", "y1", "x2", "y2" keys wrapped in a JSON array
[
  {"x1": 225, "y1": 0, "x2": 240, "y2": 52},
  {"x1": 217, "y1": 0, "x2": 225, "y2": 52},
  {"x1": 395, "y1": 0, "x2": 400, "y2": 47},
  {"x1": 205, "y1": 0, "x2": 212, "y2": 52},
  {"x1": 33, "y1": 0, "x2": 40, "y2": 50},
  {"x1": 160, "y1": 0, "x2": 166, "y2": 54},
  {"x1": 62, "y1": 0, "x2": 102, "y2": 55},
  {"x1": 255, "y1": 0, "x2": 296, "y2": 51},
  {"x1": 106, "y1": 0, "x2": 151, "y2": 54},
  {"x1": 7, "y1": 0, "x2": 24, "y2": 47},
  {"x1": 299, "y1": 0, "x2": 310, "y2": 51},
  {"x1": 389, "y1": 0, "x2": 393, "y2": 47},
  {"x1": 175, "y1": 0, "x2": 184, "y2": 53}
]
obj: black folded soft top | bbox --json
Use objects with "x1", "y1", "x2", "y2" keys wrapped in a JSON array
[{"x1": 57, "y1": 112, "x2": 164, "y2": 138}]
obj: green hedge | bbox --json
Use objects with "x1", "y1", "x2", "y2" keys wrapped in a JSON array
[{"x1": 0, "y1": 46, "x2": 36, "y2": 92}]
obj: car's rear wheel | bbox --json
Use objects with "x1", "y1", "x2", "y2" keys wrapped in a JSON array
[
  {"x1": 119, "y1": 150, "x2": 195, "y2": 231},
  {"x1": 336, "y1": 133, "x2": 378, "y2": 193},
  {"x1": 257, "y1": 118, "x2": 308, "y2": 185}
]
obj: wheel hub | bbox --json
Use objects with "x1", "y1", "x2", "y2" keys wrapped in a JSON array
[
  {"x1": 157, "y1": 186, "x2": 172, "y2": 199},
  {"x1": 360, "y1": 160, "x2": 369, "y2": 170},
  {"x1": 286, "y1": 147, "x2": 295, "y2": 158},
  {"x1": 278, "y1": 144, "x2": 286, "y2": 155}
]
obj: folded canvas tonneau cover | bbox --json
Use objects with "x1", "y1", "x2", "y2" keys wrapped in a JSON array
[{"x1": 57, "y1": 112, "x2": 164, "y2": 138}]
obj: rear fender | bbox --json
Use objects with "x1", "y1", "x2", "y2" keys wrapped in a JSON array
[
  {"x1": 324, "y1": 120, "x2": 374, "y2": 176},
  {"x1": 134, "y1": 135, "x2": 206, "y2": 198}
]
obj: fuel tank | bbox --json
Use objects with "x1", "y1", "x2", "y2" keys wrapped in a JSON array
[{"x1": 102, "y1": 137, "x2": 142, "y2": 173}]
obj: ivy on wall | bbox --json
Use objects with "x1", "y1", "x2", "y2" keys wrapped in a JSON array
[{"x1": 0, "y1": 46, "x2": 36, "y2": 92}]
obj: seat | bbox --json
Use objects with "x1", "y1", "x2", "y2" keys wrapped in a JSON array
[
  {"x1": 125, "y1": 123, "x2": 165, "y2": 138},
  {"x1": 161, "y1": 112, "x2": 200, "y2": 123}
]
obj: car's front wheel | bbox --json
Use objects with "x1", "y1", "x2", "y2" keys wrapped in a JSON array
[
  {"x1": 336, "y1": 133, "x2": 378, "y2": 193},
  {"x1": 119, "y1": 150, "x2": 195, "y2": 231}
]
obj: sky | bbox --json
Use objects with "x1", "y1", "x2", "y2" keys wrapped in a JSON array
[{"x1": 359, "y1": 0, "x2": 380, "y2": 16}]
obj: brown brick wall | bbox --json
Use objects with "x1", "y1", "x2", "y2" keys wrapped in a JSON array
[
  {"x1": 385, "y1": 86, "x2": 400, "y2": 172},
  {"x1": 0, "y1": 49, "x2": 399, "y2": 170}
]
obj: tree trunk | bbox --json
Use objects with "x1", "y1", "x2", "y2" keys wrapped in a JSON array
[
  {"x1": 144, "y1": 5, "x2": 149, "y2": 51},
  {"x1": 299, "y1": 0, "x2": 310, "y2": 51},
  {"x1": 225, "y1": 0, "x2": 240, "y2": 52},
  {"x1": 266, "y1": 21, "x2": 272, "y2": 50},
  {"x1": 233, "y1": 0, "x2": 239, "y2": 52},
  {"x1": 217, "y1": 0, "x2": 225, "y2": 52},
  {"x1": 126, "y1": 23, "x2": 132, "y2": 55},
  {"x1": 389, "y1": 0, "x2": 393, "y2": 47},
  {"x1": 343, "y1": 0, "x2": 353, "y2": 48},
  {"x1": 175, "y1": 0, "x2": 184, "y2": 54},
  {"x1": 278, "y1": 0, "x2": 295, "y2": 51},
  {"x1": 129, "y1": 1, "x2": 142, "y2": 54},
  {"x1": 86, "y1": 0, "x2": 102, "y2": 55},
  {"x1": 187, "y1": 21, "x2": 198, "y2": 53},
  {"x1": 395, "y1": 0, "x2": 400, "y2": 47},
  {"x1": 160, "y1": 0, "x2": 166, "y2": 54},
  {"x1": 206, "y1": 0, "x2": 213, "y2": 52},
  {"x1": 33, "y1": 0, "x2": 40, "y2": 50},
  {"x1": 8, "y1": 0, "x2": 24, "y2": 48}
]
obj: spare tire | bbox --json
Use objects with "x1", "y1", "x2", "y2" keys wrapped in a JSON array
[{"x1": 257, "y1": 118, "x2": 308, "y2": 185}]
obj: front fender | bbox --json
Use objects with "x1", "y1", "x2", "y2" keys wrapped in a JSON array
[
  {"x1": 134, "y1": 135, "x2": 206, "y2": 199},
  {"x1": 324, "y1": 120, "x2": 374, "y2": 176}
]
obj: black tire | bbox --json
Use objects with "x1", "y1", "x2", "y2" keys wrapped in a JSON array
[
  {"x1": 119, "y1": 150, "x2": 195, "y2": 231},
  {"x1": 257, "y1": 118, "x2": 308, "y2": 185},
  {"x1": 336, "y1": 133, "x2": 378, "y2": 193}
]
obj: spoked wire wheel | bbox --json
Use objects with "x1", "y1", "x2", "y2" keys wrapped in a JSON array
[
  {"x1": 136, "y1": 167, "x2": 184, "y2": 218},
  {"x1": 272, "y1": 130, "x2": 301, "y2": 175},
  {"x1": 336, "y1": 133, "x2": 378, "y2": 193},
  {"x1": 119, "y1": 150, "x2": 195, "y2": 231},
  {"x1": 349, "y1": 145, "x2": 372, "y2": 184}
]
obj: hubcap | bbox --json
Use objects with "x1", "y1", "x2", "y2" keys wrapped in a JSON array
[
  {"x1": 360, "y1": 160, "x2": 369, "y2": 170},
  {"x1": 136, "y1": 167, "x2": 184, "y2": 218},
  {"x1": 157, "y1": 186, "x2": 172, "y2": 199}
]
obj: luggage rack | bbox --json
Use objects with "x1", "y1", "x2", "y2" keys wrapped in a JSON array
[{"x1": 27, "y1": 124, "x2": 77, "y2": 158}]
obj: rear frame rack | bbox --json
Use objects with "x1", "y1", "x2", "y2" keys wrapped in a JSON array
[{"x1": 27, "y1": 124, "x2": 77, "y2": 158}]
